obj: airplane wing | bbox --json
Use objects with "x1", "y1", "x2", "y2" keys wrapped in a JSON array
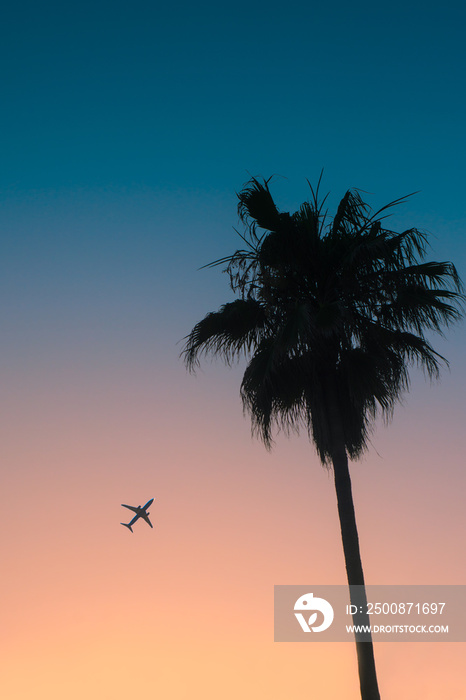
[
  {"x1": 140, "y1": 512, "x2": 153, "y2": 528},
  {"x1": 121, "y1": 504, "x2": 139, "y2": 514}
]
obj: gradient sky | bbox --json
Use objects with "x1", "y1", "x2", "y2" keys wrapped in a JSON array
[{"x1": 1, "y1": 2, "x2": 466, "y2": 699}]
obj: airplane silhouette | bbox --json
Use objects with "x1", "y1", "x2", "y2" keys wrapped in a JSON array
[{"x1": 121, "y1": 498, "x2": 154, "y2": 532}]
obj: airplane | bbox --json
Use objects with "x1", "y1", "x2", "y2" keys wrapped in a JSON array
[{"x1": 121, "y1": 498, "x2": 154, "y2": 533}]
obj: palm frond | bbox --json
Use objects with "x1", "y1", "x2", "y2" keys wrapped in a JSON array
[
  {"x1": 182, "y1": 298, "x2": 266, "y2": 371},
  {"x1": 331, "y1": 190, "x2": 370, "y2": 237},
  {"x1": 241, "y1": 346, "x2": 313, "y2": 449},
  {"x1": 237, "y1": 176, "x2": 282, "y2": 233}
]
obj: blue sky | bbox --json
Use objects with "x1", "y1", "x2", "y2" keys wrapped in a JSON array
[
  {"x1": 1, "y1": 0, "x2": 465, "y2": 203},
  {"x1": 1, "y1": 0, "x2": 465, "y2": 385}
]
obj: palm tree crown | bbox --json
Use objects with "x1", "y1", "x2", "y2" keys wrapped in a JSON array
[{"x1": 183, "y1": 175, "x2": 464, "y2": 463}]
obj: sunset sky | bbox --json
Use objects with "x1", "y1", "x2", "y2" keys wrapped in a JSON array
[{"x1": 1, "y1": 1, "x2": 466, "y2": 699}]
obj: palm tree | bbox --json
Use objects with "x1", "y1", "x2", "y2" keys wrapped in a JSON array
[{"x1": 181, "y1": 175, "x2": 464, "y2": 700}]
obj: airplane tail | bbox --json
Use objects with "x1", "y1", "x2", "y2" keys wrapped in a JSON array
[{"x1": 121, "y1": 522, "x2": 133, "y2": 533}]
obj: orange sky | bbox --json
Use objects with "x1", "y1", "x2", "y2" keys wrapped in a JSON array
[{"x1": 2, "y1": 348, "x2": 465, "y2": 699}]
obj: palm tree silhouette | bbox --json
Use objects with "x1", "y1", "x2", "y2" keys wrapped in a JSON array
[{"x1": 182, "y1": 175, "x2": 464, "y2": 700}]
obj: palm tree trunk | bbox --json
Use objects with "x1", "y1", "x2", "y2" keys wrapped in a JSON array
[{"x1": 332, "y1": 444, "x2": 381, "y2": 700}]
